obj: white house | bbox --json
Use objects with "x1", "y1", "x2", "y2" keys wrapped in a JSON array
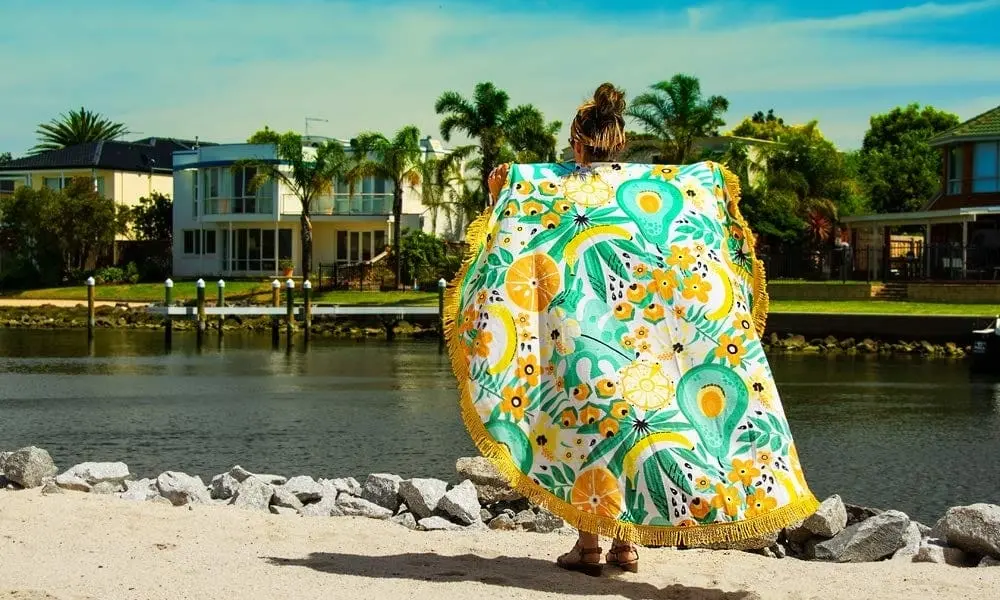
[{"x1": 171, "y1": 135, "x2": 455, "y2": 279}]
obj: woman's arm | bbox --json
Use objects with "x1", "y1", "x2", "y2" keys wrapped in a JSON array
[{"x1": 487, "y1": 163, "x2": 511, "y2": 206}]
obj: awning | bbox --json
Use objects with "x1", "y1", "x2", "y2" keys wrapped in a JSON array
[{"x1": 840, "y1": 206, "x2": 1000, "y2": 228}]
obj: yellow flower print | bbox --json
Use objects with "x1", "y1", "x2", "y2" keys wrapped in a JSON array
[
  {"x1": 637, "y1": 340, "x2": 653, "y2": 354},
  {"x1": 619, "y1": 361, "x2": 674, "y2": 410},
  {"x1": 667, "y1": 245, "x2": 695, "y2": 270},
  {"x1": 620, "y1": 335, "x2": 636, "y2": 352},
  {"x1": 643, "y1": 303, "x2": 666, "y2": 324},
  {"x1": 476, "y1": 290, "x2": 488, "y2": 305},
  {"x1": 727, "y1": 458, "x2": 761, "y2": 487},
  {"x1": 560, "y1": 408, "x2": 578, "y2": 428},
  {"x1": 634, "y1": 325, "x2": 650, "y2": 339},
  {"x1": 555, "y1": 377, "x2": 565, "y2": 392},
  {"x1": 459, "y1": 306, "x2": 476, "y2": 336},
  {"x1": 673, "y1": 305, "x2": 687, "y2": 320},
  {"x1": 572, "y1": 384, "x2": 593, "y2": 402},
  {"x1": 692, "y1": 241, "x2": 707, "y2": 258},
  {"x1": 472, "y1": 331, "x2": 493, "y2": 359},
  {"x1": 553, "y1": 199, "x2": 573, "y2": 214},
  {"x1": 500, "y1": 385, "x2": 529, "y2": 420},
  {"x1": 714, "y1": 333, "x2": 747, "y2": 367},
  {"x1": 610, "y1": 401, "x2": 630, "y2": 419},
  {"x1": 613, "y1": 302, "x2": 635, "y2": 321},
  {"x1": 732, "y1": 312, "x2": 753, "y2": 334},
  {"x1": 516, "y1": 354, "x2": 541, "y2": 387},
  {"x1": 745, "y1": 488, "x2": 778, "y2": 519},
  {"x1": 649, "y1": 269, "x2": 676, "y2": 298},
  {"x1": 540, "y1": 212, "x2": 561, "y2": 230},
  {"x1": 632, "y1": 264, "x2": 649, "y2": 278},
  {"x1": 516, "y1": 313, "x2": 531, "y2": 328},
  {"x1": 681, "y1": 273, "x2": 712, "y2": 304},
  {"x1": 626, "y1": 282, "x2": 648, "y2": 304},
  {"x1": 595, "y1": 378, "x2": 617, "y2": 399},
  {"x1": 502, "y1": 201, "x2": 519, "y2": 217},
  {"x1": 694, "y1": 475, "x2": 712, "y2": 491},
  {"x1": 530, "y1": 413, "x2": 560, "y2": 461},
  {"x1": 598, "y1": 417, "x2": 619, "y2": 438},
  {"x1": 579, "y1": 405, "x2": 602, "y2": 425},
  {"x1": 539, "y1": 180, "x2": 560, "y2": 196},
  {"x1": 518, "y1": 328, "x2": 534, "y2": 343},
  {"x1": 710, "y1": 483, "x2": 741, "y2": 518},
  {"x1": 756, "y1": 450, "x2": 773, "y2": 467},
  {"x1": 690, "y1": 496, "x2": 712, "y2": 519},
  {"x1": 651, "y1": 165, "x2": 679, "y2": 181},
  {"x1": 522, "y1": 200, "x2": 544, "y2": 216},
  {"x1": 564, "y1": 173, "x2": 613, "y2": 207}
]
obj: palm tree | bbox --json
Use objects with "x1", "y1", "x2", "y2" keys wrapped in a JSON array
[
  {"x1": 435, "y1": 82, "x2": 555, "y2": 209},
  {"x1": 240, "y1": 127, "x2": 352, "y2": 282},
  {"x1": 32, "y1": 107, "x2": 129, "y2": 154},
  {"x1": 348, "y1": 126, "x2": 424, "y2": 288},
  {"x1": 625, "y1": 74, "x2": 729, "y2": 164}
]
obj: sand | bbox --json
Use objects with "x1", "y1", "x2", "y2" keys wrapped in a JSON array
[{"x1": 1, "y1": 490, "x2": 996, "y2": 600}]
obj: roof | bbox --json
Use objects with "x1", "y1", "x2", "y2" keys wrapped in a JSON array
[
  {"x1": 929, "y1": 105, "x2": 1000, "y2": 147},
  {"x1": 0, "y1": 138, "x2": 207, "y2": 174},
  {"x1": 841, "y1": 205, "x2": 1000, "y2": 227}
]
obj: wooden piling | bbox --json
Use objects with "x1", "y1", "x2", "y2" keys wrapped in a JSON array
[
  {"x1": 302, "y1": 280, "x2": 312, "y2": 342},
  {"x1": 164, "y1": 278, "x2": 174, "y2": 349},
  {"x1": 438, "y1": 278, "x2": 447, "y2": 353},
  {"x1": 86, "y1": 276, "x2": 96, "y2": 342},
  {"x1": 285, "y1": 279, "x2": 295, "y2": 340},
  {"x1": 271, "y1": 279, "x2": 280, "y2": 348},
  {"x1": 217, "y1": 279, "x2": 226, "y2": 334}
]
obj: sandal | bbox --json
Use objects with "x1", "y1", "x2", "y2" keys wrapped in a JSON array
[
  {"x1": 606, "y1": 542, "x2": 639, "y2": 573},
  {"x1": 556, "y1": 542, "x2": 604, "y2": 577}
]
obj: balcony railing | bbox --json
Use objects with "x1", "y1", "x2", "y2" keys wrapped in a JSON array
[
  {"x1": 281, "y1": 193, "x2": 392, "y2": 216},
  {"x1": 203, "y1": 196, "x2": 275, "y2": 216}
]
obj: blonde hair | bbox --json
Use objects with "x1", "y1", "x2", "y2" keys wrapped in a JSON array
[{"x1": 570, "y1": 83, "x2": 627, "y2": 161}]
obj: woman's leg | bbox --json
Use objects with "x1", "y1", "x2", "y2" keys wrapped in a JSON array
[
  {"x1": 606, "y1": 538, "x2": 639, "y2": 573},
  {"x1": 555, "y1": 530, "x2": 603, "y2": 576}
]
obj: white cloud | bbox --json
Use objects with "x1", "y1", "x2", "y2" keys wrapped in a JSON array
[{"x1": 1, "y1": 1, "x2": 998, "y2": 152}]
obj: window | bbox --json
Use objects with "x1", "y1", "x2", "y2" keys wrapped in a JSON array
[
  {"x1": 973, "y1": 142, "x2": 1000, "y2": 193},
  {"x1": 947, "y1": 146, "x2": 963, "y2": 195},
  {"x1": 192, "y1": 171, "x2": 199, "y2": 218},
  {"x1": 222, "y1": 227, "x2": 292, "y2": 271},
  {"x1": 94, "y1": 177, "x2": 106, "y2": 197},
  {"x1": 0, "y1": 179, "x2": 16, "y2": 197},
  {"x1": 182, "y1": 230, "x2": 216, "y2": 255},
  {"x1": 43, "y1": 177, "x2": 63, "y2": 191}
]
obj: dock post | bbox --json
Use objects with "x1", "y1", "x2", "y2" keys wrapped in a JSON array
[
  {"x1": 86, "y1": 276, "x2": 96, "y2": 342},
  {"x1": 271, "y1": 279, "x2": 280, "y2": 348},
  {"x1": 164, "y1": 278, "x2": 174, "y2": 350},
  {"x1": 196, "y1": 278, "x2": 206, "y2": 347},
  {"x1": 217, "y1": 279, "x2": 225, "y2": 334},
  {"x1": 285, "y1": 278, "x2": 295, "y2": 341},
  {"x1": 438, "y1": 278, "x2": 447, "y2": 353},
  {"x1": 302, "y1": 280, "x2": 312, "y2": 343}
]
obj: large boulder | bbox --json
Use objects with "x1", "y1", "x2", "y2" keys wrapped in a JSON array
[
  {"x1": 931, "y1": 504, "x2": 1000, "y2": 559},
  {"x1": 436, "y1": 480, "x2": 481, "y2": 525},
  {"x1": 120, "y1": 479, "x2": 159, "y2": 502},
  {"x1": 398, "y1": 478, "x2": 448, "y2": 519},
  {"x1": 282, "y1": 476, "x2": 325, "y2": 503},
  {"x1": 299, "y1": 495, "x2": 343, "y2": 517},
  {"x1": 156, "y1": 471, "x2": 211, "y2": 506},
  {"x1": 814, "y1": 510, "x2": 910, "y2": 563},
  {"x1": 455, "y1": 457, "x2": 521, "y2": 504},
  {"x1": 56, "y1": 462, "x2": 130, "y2": 492},
  {"x1": 890, "y1": 522, "x2": 923, "y2": 561},
  {"x1": 361, "y1": 474, "x2": 403, "y2": 512},
  {"x1": 913, "y1": 539, "x2": 973, "y2": 566},
  {"x1": 229, "y1": 476, "x2": 274, "y2": 512},
  {"x1": 210, "y1": 473, "x2": 241, "y2": 500},
  {"x1": 336, "y1": 495, "x2": 393, "y2": 520},
  {"x1": 3, "y1": 447, "x2": 57, "y2": 488},
  {"x1": 803, "y1": 495, "x2": 848, "y2": 538}
]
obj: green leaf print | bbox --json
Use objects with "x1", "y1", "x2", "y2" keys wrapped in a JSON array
[
  {"x1": 581, "y1": 430, "x2": 630, "y2": 471},
  {"x1": 643, "y1": 457, "x2": 672, "y2": 518},
  {"x1": 655, "y1": 450, "x2": 694, "y2": 496},
  {"x1": 584, "y1": 250, "x2": 608, "y2": 303},
  {"x1": 497, "y1": 247, "x2": 514, "y2": 266},
  {"x1": 597, "y1": 244, "x2": 628, "y2": 280},
  {"x1": 561, "y1": 464, "x2": 575, "y2": 484}
]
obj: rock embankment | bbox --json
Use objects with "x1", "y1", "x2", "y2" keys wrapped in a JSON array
[{"x1": 1, "y1": 447, "x2": 996, "y2": 567}]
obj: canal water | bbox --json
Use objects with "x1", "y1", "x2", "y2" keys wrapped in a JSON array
[{"x1": 0, "y1": 329, "x2": 997, "y2": 524}]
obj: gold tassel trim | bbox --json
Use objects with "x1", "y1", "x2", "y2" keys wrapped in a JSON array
[
  {"x1": 717, "y1": 163, "x2": 769, "y2": 338},
  {"x1": 443, "y1": 169, "x2": 814, "y2": 547}
]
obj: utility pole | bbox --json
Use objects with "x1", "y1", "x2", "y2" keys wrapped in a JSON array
[{"x1": 305, "y1": 117, "x2": 328, "y2": 137}]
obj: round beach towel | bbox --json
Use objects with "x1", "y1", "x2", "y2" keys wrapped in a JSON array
[{"x1": 444, "y1": 161, "x2": 818, "y2": 546}]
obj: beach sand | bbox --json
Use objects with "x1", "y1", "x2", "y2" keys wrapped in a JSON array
[{"x1": 1, "y1": 490, "x2": 996, "y2": 600}]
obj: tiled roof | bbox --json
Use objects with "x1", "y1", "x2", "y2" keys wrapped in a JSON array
[
  {"x1": 929, "y1": 105, "x2": 1000, "y2": 146},
  {"x1": 0, "y1": 138, "x2": 209, "y2": 173}
]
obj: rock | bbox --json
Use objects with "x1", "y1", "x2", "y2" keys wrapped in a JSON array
[
  {"x1": 337, "y1": 495, "x2": 393, "y2": 519},
  {"x1": 391, "y1": 512, "x2": 419, "y2": 530},
  {"x1": 271, "y1": 487, "x2": 304, "y2": 510},
  {"x1": 534, "y1": 510, "x2": 564, "y2": 534},
  {"x1": 915, "y1": 522, "x2": 932, "y2": 537},
  {"x1": 210, "y1": 473, "x2": 240, "y2": 500},
  {"x1": 3, "y1": 446, "x2": 58, "y2": 488},
  {"x1": 299, "y1": 495, "x2": 344, "y2": 517},
  {"x1": 814, "y1": 510, "x2": 910, "y2": 563},
  {"x1": 282, "y1": 476, "x2": 325, "y2": 503},
  {"x1": 54, "y1": 473, "x2": 92, "y2": 493},
  {"x1": 456, "y1": 456, "x2": 522, "y2": 503},
  {"x1": 398, "y1": 478, "x2": 448, "y2": 519},
  {"x1": 845, "y1": 503, "x2": 884, "y2": 526},
  {"x1": 57, "y1": 462, "x2": 129, "y2": 487},
  {"x1": 979, "y1": 556, "x2": 1000, "y2": 567},
  {"x1": 151, "y1": 496, "x2": 174, "y2": 506},
  {"x1": 92, "y1": 481, "x2": 122, "y2": 494},
  {"x1": 229, "y1": 476, "x2": 273, "y2": 512},
  {"x1": 930, "y1": 504, "x2": 1000, "y2": 559},
  {"x1": 40, "y1": 480, "x2": 63, "y2": 495},
  {"x1": 228, "y1": 465, "x2": 254, "y2": 482},
  {"x1": 437, "y1": 480, "x2": 481, "y2": 525},
  {"x1": 120, "y1": 479, "x2": 158, "y2": 502},
  {"x1": 515, "y1": 509, "x2": 537, "y2": 530},
  {"x1": 270, "y1": 506, "x2": 299, "y2": 516},
  {"x1": 418, "y1": 516, "x2": 463, "y2": 531},
  {"x1": 480, "y1": 508, "x2": 494, "y2": 522},
  {"x1": 913, "y1": 539, "x2": 972, "y2": 566},
  {"x1": 804, "y1": 495, "x2": 848, "y2": 537},
  {"x1": 783, "y1": 521, "x2": 815, "y2": 545},
  {"x1": 0, "y1": 451, "x2": 10, "y2": 472},
  {"x1": 697, "y1": 531, "x2": 780, "y2": 551},
  {"x1": 320, "y1": 478, "x2": 360, "y2": 497},
  {"x1": 361, "y1": 473, "x2": 402, "y2": 512},
  {"x1": 489, "y1": 514, "x2": 517, "y2": 530},
  {"x1": 156, "y1": 471, "x2": 211, "y2": 506},
  {"x1": 252, "y1": 473, "x2": 287, "y2": 485},
  {"x1": 891, "y1": 522, "x2": 923, "y2": 561}
]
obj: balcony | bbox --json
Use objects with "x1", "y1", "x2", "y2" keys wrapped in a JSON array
[
  {"x1": 204, "y1": 196, "x2": 275, "y2": 216},
  {"x1": 281, "y1": 193, "x2": 392, "y2": 216}
]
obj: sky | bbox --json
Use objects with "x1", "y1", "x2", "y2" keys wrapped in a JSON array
[{"x1": 1, "y1": 0, "x2": 999, "y2": 155}]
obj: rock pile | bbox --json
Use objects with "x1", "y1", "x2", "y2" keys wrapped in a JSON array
[
  {"x1": 2, "y1": 447, "x2": 997, "y2": 567},
  {"x1": 766, "y1": 334, "x2": 967, "y2": 358}
]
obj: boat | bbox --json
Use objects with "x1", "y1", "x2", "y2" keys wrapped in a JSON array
[{"x1": 970, "y1": 316, "x2": 1000, "y2": 373}]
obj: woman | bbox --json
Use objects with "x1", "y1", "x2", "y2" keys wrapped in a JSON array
[{"x1": 447, "y1": 83, "x2": 817, "y2": 577}]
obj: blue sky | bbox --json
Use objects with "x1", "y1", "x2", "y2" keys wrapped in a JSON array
[{"x1": 1, "y1": 0, "x2": 999, "y2": 155}]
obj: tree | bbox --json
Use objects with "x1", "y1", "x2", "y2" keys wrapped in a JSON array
[
  {"x1": 32, "y1": 107, "x2": 129, "y2": 154},
  {"x1": 0, "y1": 152, "x2": 11, "y2": 164},
  {"x1": 348, "y1": 126, "x2": 424, "y2": 288},
  {"x1": 435, "y1": 82, "x2": 555, "y2": 209},
  {"x1": 241, "y1": 127, "x2": 351, "y2": 282},
  {"x1": 130, "y1": 192, "x2": 173, "y2": 244},
  {"x1": 729, "y1": 109, "x2": 787, "y2": 141},
  {"x1": 625, "y1": 74, "x2": 730, "y2": 164},
  {"x1": 858, "y1": 104, "x2": 960, "y2": 213}
]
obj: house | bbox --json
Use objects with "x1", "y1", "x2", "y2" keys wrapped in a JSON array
[
  {"x1": 841, "y1": 104, "x2": 1000, "y2": 281},
  {"x1": 0, "y1": 137, "x2": 203, "y2": 210},
  {"x1": 170, "y1": 135, "x2": 454, "y2": 280}
]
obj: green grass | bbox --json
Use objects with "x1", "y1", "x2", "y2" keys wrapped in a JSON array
[
  {"x1": 311, "y1": 291, "x2": 438, "y2": 306},
  {"x1": 770, "y1": 300, "x2": 997, "y2": 316},
  {"x1": 10, "y1": 281, "x2": 272, "y2": 303}
]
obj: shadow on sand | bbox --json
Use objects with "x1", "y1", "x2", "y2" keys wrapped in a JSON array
[{"x1": 264, "y1": 552, "x2": 759, "y2": 600}]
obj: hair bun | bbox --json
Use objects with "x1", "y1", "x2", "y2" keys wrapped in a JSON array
[{"x1": 593, "y1": 83, "x2": 626, "y2": 120}]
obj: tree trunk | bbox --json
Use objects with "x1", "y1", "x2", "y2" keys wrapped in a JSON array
[
  {"x1": 393, "y1": 186, "x2": 403, "y2": 290},
  {"x1": 300, "y1": 210, "x2": 313, "y2": 283},
  {"x1": 480, "y1": 139, "x2": 496, "y2": 211}
]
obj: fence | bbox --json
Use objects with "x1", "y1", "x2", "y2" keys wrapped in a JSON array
[{"x1": 317, "y1": 260, "x2": 395, "y2": 291}]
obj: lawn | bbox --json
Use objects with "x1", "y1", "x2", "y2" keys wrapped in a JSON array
[{"x1": 769, "y1": 300, "x2": 997, "y2": 316}]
